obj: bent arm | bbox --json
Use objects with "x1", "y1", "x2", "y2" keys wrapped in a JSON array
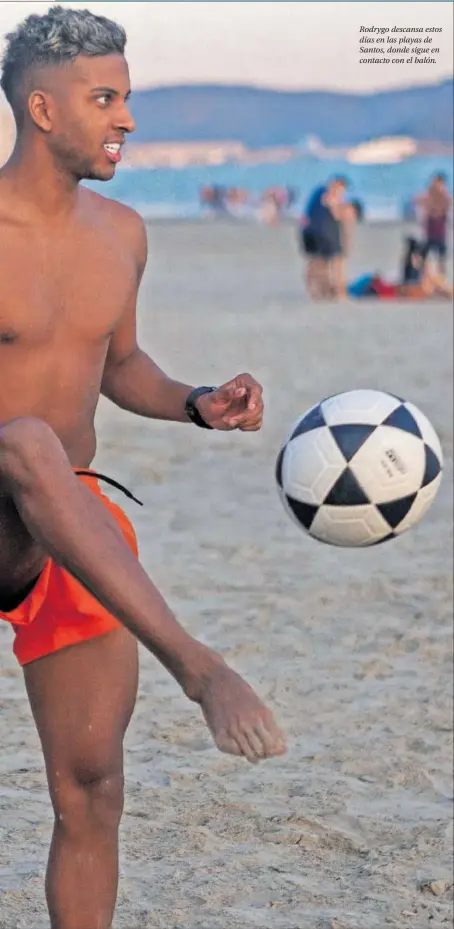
[
  {"x1": 101, "y1": 212, "x2": 195, "y2": 422},
  {"x1": 102, "y1": 348, "x2": 195, "y2": 422}
]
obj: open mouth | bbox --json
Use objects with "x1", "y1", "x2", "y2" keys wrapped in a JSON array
[{"x1": 103, "y1": 143, "x2": 122, "y2": 164}]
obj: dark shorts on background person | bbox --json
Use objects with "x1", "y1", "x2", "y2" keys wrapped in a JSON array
[
  {"x1": 424, "y1": 238, "x2": 447, "y2": 259},
  {"x1": 300, "y1": 227, "x2": 318, "y2": 255},
  {"x1": 0, "y1": 470, "x2": 140, "y2": 666},
  {"x1": 300, "y1": 225, "x2": 342, "y2": 259}
]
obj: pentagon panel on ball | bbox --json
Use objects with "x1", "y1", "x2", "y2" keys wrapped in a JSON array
[{"x1": 275, "y1": 389, "x2": 443, "y2": 548}]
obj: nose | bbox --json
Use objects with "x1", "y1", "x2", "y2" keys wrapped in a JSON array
[{"x1": 116, "y1": 101, "x2": 135, "y2": 135}]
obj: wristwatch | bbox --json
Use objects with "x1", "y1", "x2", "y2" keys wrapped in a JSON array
[{"x1": 184, "y1": 386, "x2": 217, "y2": 429}]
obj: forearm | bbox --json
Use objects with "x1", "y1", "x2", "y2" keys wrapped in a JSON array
[{"x1": 101, "y1": 348, "x2": 194, "y2": 422}]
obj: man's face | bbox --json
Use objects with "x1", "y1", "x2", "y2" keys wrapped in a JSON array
[
  {"x1": 41, "y1": 53, "x2": 135, "y2": 181},
  {"x1": 432, "y1": 176, "x2": 446, "y2": 193}
]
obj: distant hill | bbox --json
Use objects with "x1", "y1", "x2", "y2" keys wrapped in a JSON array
[{"x1": 128, "y1": 80, "x2": 453, "y2": 147}]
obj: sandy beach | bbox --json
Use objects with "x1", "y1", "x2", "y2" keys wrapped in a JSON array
[{"x1": 0, "y1": 220, "x2": 452, "y2": 929}]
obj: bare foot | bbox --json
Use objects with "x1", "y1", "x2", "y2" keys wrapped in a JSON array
[{"x1": 196, "y1": 661, "x2": 286, "y2": 764}]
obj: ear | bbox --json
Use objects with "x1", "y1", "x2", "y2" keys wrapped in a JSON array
[{"x1": 28, "y1": 90, "x2": 54, "y2": 132}]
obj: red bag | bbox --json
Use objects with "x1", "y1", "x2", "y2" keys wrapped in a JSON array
[{"x1": 371, "y1": 276, "x2": 398, "y2": 298}]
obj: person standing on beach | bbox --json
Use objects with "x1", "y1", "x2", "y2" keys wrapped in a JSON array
[
  {"x1": 335, "y1": 197, "x2": 363, "y2": 291},
  {"x1": 0, "y1": 7, "x2": 286, "y2": 929},
  {"x1": 337, "y1": 198, "x2": 363, "y2": 255},
  {"x1": 299, "y1": 176, "x2": 349, "y2": 299},
  {"x1": 415, "y1": 173, "x2": 452, "y2": 274}
]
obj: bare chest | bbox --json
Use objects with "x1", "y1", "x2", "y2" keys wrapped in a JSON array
[
  {"x1": 0, "y1": 226, "x2": 136, "y2": 347},
  {"x1": 426, "y1": 192, "x2": 449, "y2": 218}
]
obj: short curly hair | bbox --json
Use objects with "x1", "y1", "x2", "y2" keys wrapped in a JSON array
[{"x1": 1, "y1": 5, "x2": 126, "y2": 121}]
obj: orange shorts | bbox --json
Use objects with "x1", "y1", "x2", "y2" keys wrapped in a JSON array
[{"x1": 0, "y1": 470, "x2": 140, "y2": 667}]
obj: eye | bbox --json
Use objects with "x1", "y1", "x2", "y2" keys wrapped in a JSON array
[{"x1": 96, "y1": 94, "x2": 111, "y2": 107}]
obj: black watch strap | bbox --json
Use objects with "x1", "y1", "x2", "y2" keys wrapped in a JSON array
[{"x1": 184, "y1": 386, "x2": 217, "y2": 429}]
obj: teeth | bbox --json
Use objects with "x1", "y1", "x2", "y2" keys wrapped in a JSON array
[{"x1": 104, "y1": 143, "x2": 120, "y2": 153}]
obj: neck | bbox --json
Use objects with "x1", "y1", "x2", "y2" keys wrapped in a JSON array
[{"x1": 5, "y1": 132, "x2": 80, "y2": 219}]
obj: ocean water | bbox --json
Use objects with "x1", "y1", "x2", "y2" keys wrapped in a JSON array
[{"x1": 87, "y1": 153, "x2": 454, "y2": 221}]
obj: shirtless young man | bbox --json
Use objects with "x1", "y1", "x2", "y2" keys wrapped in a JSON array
[{"x1": 0, "y1": 8, "x2": 286, "y2": 929}]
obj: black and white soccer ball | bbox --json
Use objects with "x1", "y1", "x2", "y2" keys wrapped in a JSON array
[{"x1": 275, "y1": 389, "x2": 443, "y2": 547}]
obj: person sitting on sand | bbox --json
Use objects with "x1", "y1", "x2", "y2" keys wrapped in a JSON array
[
  {"x1": 348, "y1": 237, "x2": 453, "y2": 301},
  {"x1": 399, "y1": 236, "x2": 453, "y2": 300}
]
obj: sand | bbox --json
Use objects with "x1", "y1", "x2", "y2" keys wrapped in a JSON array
[{"x1": 0, "y1": 220, "x2": 452, "y2": 929}]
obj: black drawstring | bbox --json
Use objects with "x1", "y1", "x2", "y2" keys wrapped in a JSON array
[{"x1": 75, "y1": 470, "x2": 143, "y2": 506}]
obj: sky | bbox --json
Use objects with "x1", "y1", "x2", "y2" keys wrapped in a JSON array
[{"x1": 0, "y1": 1, "x2": 452, "y2": 97}]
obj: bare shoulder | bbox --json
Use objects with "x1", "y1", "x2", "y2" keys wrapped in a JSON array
[{"x1": 81, "y1": 188, "x2": 148, "y2": 275}]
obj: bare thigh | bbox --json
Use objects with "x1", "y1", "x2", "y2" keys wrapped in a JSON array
[{"x1": 23, "y1": 628, "x2": 139, "y2": 802}]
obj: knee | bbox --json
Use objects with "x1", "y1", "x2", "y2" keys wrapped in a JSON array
[
  {"x1": 52, "y1": 770, "x2": 125, "y2": 834},
  {"x1": 0, "y1": 417, "x2": 60, "y2": 483}
]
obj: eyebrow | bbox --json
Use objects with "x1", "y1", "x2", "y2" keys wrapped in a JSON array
[{"x1": 90, "y1": 86, "x2": 131, "y2": 99}]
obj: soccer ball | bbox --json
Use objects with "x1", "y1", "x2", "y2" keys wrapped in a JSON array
[{"x1": 275, "y1": 389, "x2": 443, "y2": 547}]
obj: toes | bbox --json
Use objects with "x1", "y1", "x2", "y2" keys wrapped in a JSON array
[
  {"x1": 215, "y1": 732, "x2": 242, "y2": 756},
  {"x1": 235, "y1": 731, "x2": 261, "y2": 764},
  {"x1": 244, "y1": 729, "x2": 266, "y2": 760},
  {"x1": 254, "y1": 721, "x2": 287, "y2": 757}
]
